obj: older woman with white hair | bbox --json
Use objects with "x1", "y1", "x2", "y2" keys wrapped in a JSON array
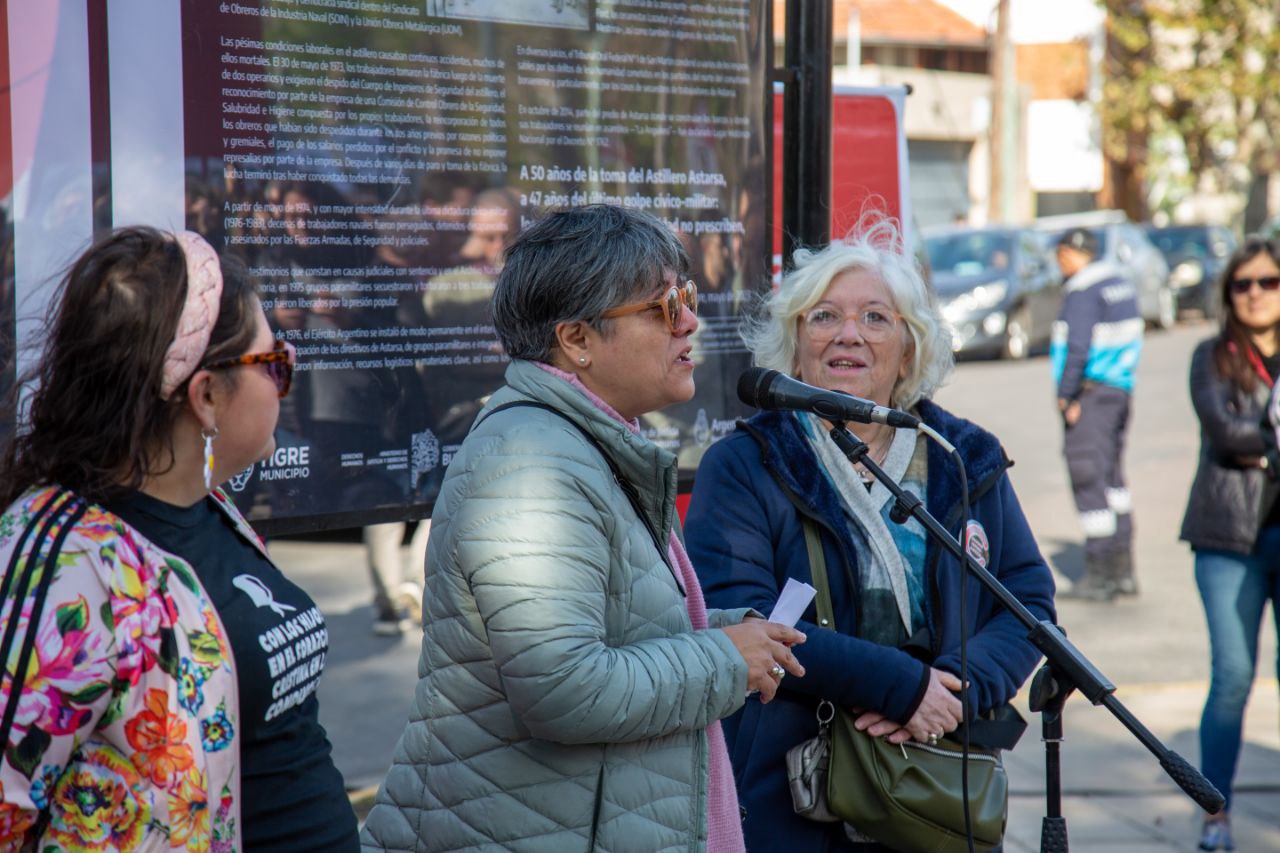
[{"x1": 685, "y1": 217, "x2": 1056, "y2": 851}]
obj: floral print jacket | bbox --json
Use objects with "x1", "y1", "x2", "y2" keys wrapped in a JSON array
[{"x1": 0, "y1": 486, "x2": 255, "y2": 852}]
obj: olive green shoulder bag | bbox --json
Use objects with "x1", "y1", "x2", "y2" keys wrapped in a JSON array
[{"x1": 784, "y1": 518, "x2": 1008, "y2": 853}]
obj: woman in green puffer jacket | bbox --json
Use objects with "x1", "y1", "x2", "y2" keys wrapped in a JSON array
[{"x1": 360, "y1": 205, "x2": 805, "y2": 853}]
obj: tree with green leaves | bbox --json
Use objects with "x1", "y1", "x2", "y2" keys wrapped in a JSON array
[{"x1": 1099, "y1": 0, "x2": 1280, "y2": 226}]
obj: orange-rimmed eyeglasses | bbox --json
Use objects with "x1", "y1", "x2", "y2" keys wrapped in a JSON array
[
  {"x1": 601, "y1": 280, "x2": 698, "y2": 333},
  {"x1": 202, "y1": 339, "x2": 297, "y2": 398}
]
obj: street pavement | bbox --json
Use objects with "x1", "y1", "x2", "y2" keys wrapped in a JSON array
[
  {"x1": 934, "y1": 320, "x2": 1279, "y2": 852},
  {"x1": 271, "y1": 318, "x2": 1280, "y2": 851}
]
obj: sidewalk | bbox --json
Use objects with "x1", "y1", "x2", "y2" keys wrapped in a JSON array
[
  {"x1": 273, "y1": 536, "x2": 1280, "y2": 851},
  {"x1": 1001, "y1": 682, "x2": 1280, "y2": 851}
]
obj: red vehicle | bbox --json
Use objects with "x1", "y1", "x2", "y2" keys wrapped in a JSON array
[
  {"x1": 677, "y1": 85, "x2": 913, "y2": 520},
  {"x1": 772, "y1": 84, "x2": 914, "y2": 281}
]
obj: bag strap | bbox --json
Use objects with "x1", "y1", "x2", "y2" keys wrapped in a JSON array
[
  {"x1": 0, "y1": 490, "x2": 67, "y2": 607},
  {"x1": 0, "y1": 490, "x2": 88, "y2": 750},
  {"x1": 475, "y1": 399, "x2": 682, "y2": 592},
  {"x1": 804, "y1": 511, "x2": 1024, "y2": 750},
  {"x1": 801, "y1": 517, "x2": 834, "y2": 630},
  {"x1": 801, "y1": 519, "x2": 839, "y2": 726}
]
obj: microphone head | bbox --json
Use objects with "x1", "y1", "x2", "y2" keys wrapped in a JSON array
[{"x1": 737, "y1": 367, "x2": 779, "y2": 409}]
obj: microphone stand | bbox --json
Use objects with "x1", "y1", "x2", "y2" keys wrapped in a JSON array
[{"x1": 825, "y1": 421, "x2": 1223, "y2": 852}]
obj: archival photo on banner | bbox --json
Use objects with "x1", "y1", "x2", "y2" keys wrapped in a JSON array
[{"x1": 181, "y1": 0, "x2": 769, "y2": 530}]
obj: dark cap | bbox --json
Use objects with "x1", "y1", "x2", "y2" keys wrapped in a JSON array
[{"x1": 1057, "y1": 227, "x2": 1099, "y2": 257}]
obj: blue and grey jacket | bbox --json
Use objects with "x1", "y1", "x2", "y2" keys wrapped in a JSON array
[{"x1": 1050, "y1": 259, "x2": 1143, "y2": 399}]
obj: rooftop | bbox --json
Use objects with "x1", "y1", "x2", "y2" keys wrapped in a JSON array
[{"x1": 773, "y1": 0, "x2": 989, "y2": 47}]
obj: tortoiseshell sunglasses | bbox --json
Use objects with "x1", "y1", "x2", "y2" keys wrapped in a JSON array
[
  {"x1": 202, "y1": 339, "x2": 297, "y2": 398},
  {"x1": 601, "y1": 279, "x2": 698, "y2": 333}
]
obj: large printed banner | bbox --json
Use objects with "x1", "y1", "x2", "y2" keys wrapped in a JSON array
[{"x1": 3, "y1": 1, "x2": 769, "y2": 532}]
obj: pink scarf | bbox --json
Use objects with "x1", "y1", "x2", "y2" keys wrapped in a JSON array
[{"x1": 535, "y1": 363, "x2": 745, "y2": 853}]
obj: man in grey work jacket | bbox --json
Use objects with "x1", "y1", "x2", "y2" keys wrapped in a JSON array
[{"x1": 1051, "y1": 227, "x2": 1144, "y2": 601}]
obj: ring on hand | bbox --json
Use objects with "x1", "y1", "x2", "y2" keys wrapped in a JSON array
[
  {"x1": 927, "y1": 732, "x2": 941, "y2": 746},
  {"x1": 769, "y1": 664, "x2": 786, "y2": 680}
]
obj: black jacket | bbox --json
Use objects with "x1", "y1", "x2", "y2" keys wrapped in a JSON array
[{"x1": 1180, "y1": 338, "x2": 1280, "y2": 554}]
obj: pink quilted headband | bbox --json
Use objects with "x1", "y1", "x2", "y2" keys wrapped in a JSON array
[{"x1": 160, "y1": 231, "x2": 224, "y2": 400}]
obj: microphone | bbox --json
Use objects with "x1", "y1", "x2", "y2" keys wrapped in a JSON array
[{"x1": 737, "y1": 367, "x2": 920, "y2": 429}]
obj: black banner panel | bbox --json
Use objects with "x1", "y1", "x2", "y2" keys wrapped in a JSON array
[
  {"x1": 178, "y1": 0, "x2": 768, "y2": 532},
  {"x1": 1, "y1": 2, "x2": 767, "y2": 533}
]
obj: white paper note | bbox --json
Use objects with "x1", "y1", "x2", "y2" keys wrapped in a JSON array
[{"x1": 767, "y1": 578, "x2": 817, "y2": 628}]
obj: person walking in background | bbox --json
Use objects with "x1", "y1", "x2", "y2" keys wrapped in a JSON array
[
  {"x1": 1179, "y1": 236, "x2": 1280, "y2": 852},
  {"x1": 1051, "y1": 227, "x2": 1144, "y2": 601},
  {"x1": 363, "y1": 520, "x2": 428, "y2": 636},
  {"x1": 0, "y1": 228, "x2": 358, "y2": 850},
  {"x1": 360, "y1": 205, "x2": 805, "y2": 852}
]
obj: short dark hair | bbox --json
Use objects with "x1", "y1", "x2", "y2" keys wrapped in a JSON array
[
  {"x1": 0, "y1": 226, "x2": 260, "y2": 505},
  {"x1": 1057, "y1": 227, "x2": 1099, "y2": 258},
  {"x1": 491, "y1": 205, "x2": 690, "y2": 362}
]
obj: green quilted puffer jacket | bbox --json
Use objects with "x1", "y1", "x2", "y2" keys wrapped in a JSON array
[{"x1": 360, "y1": 360, "x2": 751, "y2": 853}]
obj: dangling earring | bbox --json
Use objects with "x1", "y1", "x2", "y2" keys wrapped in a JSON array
[{"x1": 202, "y1": 426, "x2": 219, "y2": 491}]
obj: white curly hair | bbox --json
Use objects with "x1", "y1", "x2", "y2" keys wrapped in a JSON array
[{"x1": 743, "y1": 215, "x2": 953, "y2": 409}]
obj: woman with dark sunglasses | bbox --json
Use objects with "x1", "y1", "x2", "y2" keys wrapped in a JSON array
[
  {"x1": 360, "y1": 205, "x2": 805, "y2": 852},
  {"x1": 1180, "y1": 235, "x2": 1280, "y2": 851},
  {"x1": 0, "y1": 227, "x2": 355, "y2": 850}
]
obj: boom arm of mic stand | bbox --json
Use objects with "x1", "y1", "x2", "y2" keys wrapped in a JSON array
[{"x1": 824, "y1": 424, "x2": 1225, "y2": 815}]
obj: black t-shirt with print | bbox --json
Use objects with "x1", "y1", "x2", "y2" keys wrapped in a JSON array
[{"x1": 103, "y1": 492, "x2": 358, "y2": 852}]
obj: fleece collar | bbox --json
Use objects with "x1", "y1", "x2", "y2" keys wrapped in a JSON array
[{"x1": 738, "y1": 400, "x2": 1009, "y2": 536}]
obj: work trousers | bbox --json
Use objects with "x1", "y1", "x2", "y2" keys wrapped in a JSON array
[{"x1": 1063, "y1": 383, "x2": 1133, "y2": 562}]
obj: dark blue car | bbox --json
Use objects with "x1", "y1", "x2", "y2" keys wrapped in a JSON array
[
  {"x1": 925, "y1": 226, "x2": 1063, "y2": 360},
  {"x1": 1143, "y1": 224, "x2": 1237, "y2": 318}
]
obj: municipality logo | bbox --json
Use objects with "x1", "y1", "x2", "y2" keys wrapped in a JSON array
[
  {"x1": 227, "y1": 465, "x2": 255, "y2": 493},
  {"x1": 411, "y1": 429, "x2": 441, "y2": 481}
]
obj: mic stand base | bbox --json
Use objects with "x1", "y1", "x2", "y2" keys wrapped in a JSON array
[
  {"x1": 1030, "y1": 661, "x2": 1073, "y2": 852},
  {"x1": 1040, "y1": 817, "x2": 1068, "y2": 853}
]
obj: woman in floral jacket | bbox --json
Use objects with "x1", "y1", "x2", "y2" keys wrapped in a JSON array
[{"x1": 0, "y1": 228, "x2": 356, "y2": 851}]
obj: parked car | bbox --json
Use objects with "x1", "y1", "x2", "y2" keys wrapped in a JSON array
[
  {"x1": 925, "y1": 226, "x2": 1063, "y2": 359},
  {"x1": 1036, "y1": 215, "x2": 1175, "y2": 329},
  {"x1": 1143, "y1": 224, "x2": 1236, "y2": 318}
]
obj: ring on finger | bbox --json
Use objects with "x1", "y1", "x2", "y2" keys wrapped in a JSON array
[
  {"x1": 769, "y1": 664, "x2": 786, "y2": 680},
  {"x1": 927, "y1": 732, "x2": 941, "y2": 746}
]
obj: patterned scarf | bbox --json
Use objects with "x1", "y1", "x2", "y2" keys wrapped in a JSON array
[
  {"x1": 796, "y1": 412, "x2": 928, "y2": 644},
  {"x1": 797, "y1": 412, "x2": 929, "y2": 845}
]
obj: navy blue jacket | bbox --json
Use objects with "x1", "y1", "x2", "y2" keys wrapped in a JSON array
[
  {"x1": 1049, "y1": 259, "x2": 1143, "y2": 400},
  {"x1": 685, "y1": 402, "x2": 1056, "y2": 850}
]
